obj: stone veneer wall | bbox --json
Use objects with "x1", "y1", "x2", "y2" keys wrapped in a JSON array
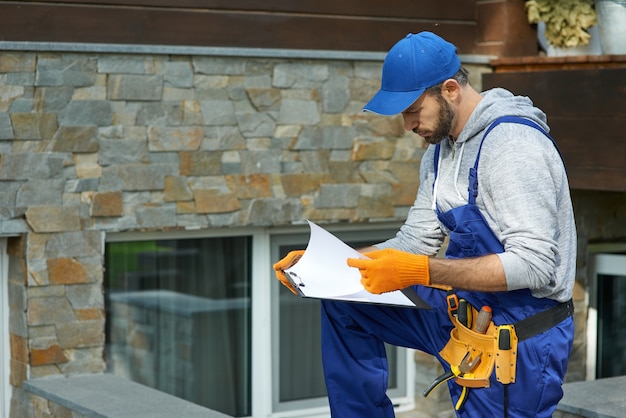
[
  {"x1": 0, "y1": 47, "x2": 442, "y2": 416},
  {"x1": 3, "y1": 46, "x2": 621, "y2": 417}
]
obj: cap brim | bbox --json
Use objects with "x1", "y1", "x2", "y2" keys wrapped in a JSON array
[{"x1": 362, "y1": 88, "x2": 424, "y2": 116}]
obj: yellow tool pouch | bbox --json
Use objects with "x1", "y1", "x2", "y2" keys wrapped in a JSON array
[{"x1": 439, "y1": 307, "x2": 519, "y2": 388}]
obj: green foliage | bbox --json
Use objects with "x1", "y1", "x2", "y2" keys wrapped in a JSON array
[
  {"x1": 526, "y1": 0, "x2": 597, "y2": 47},
  {"x1": 106, "y1": 241, "x2": 171, "y2": 288}
]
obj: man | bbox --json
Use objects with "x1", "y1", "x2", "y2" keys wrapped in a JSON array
[{"x1": 274, "y1": 32, "x2": 576, "y2": 417}]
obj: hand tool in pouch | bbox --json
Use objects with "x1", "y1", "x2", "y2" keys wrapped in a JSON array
[
  {"x1": 454, "y1": 351, "x2": 482, "y2": 410},
  {"x1": 457, "y1": 299, "x2": 472, "y2": 329},
  {"x1": 423, "y1": 351, "x2": 482, "y2": 398},
  {"x1": 474, "y1": 305, "x2": 492, "y2": 334}
]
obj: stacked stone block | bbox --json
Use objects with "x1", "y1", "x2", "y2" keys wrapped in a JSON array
[
  {"x1": 1, "y1": 53, "x2": 427, "y2": 240},
  {"x1": 0, "y1": 49, "x2": 428, "y2": 415}
]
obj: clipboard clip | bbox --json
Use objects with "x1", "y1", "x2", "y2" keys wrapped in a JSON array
[
  {"x1": 287, "y1": 271, "x2": 305, "y2": 287},
  {"x1": 283, "y1": 254, "x2": 305, "y2": 288},
  {"x1": 280, "y1": 269, "x2": 306, "y2": 297}
]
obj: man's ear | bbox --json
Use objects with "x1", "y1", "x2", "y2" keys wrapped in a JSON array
[{"x1": 441, "y1": 79, "x2": 461, "y2": 101}]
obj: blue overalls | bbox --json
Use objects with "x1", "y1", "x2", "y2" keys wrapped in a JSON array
[{"x1": 320, "y1": 116, "x2": 574, "y2": 417}]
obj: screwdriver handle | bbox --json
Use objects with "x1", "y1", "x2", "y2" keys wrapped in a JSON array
[{"x1": 474, "y1": 306, "x2": 492, "y2": 334}]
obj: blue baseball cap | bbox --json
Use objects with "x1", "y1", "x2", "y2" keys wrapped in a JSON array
[{"x1": 363, "y1": 32, "x2": 461, "y2": 115}]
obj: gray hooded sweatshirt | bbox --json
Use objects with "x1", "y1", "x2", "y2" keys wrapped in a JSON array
[{"x1": 377, "y1": 88, "x2": 576, "y2": 302}]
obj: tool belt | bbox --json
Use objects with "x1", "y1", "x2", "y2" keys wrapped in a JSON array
[{"x1": 437, "y1": 297, "x2": 574, "y2": 389}]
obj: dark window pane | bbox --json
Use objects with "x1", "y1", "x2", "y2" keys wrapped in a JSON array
[
  {"x1": 105, "y1": 237, "x2": 252, "y2": 417},
  {"x1": 597, "y1": 273, "x2": 626, "y2": 379}
]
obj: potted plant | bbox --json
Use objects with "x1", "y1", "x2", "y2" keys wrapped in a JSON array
[{"x1": 525, "y1": 0, "x2": 601, "y2": 55}]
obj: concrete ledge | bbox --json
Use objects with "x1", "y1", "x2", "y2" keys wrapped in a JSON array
[
  {"x1": 23, "y1": 374, "x2": 233, "y2": 418},
  {"x1": 556, "y1": 376, "x2": 626, "y2": 418},
  {"x1": 0, "y1": 41, "x2": 494, "y2": 64}
]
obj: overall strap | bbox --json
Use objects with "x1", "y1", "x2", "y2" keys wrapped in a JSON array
[
  {"x1": 434, "y1": 143, "x2": 441, "y2": 178},
  {"x1": 468, "y1": 116, "x2": 565, "y2": 204}
]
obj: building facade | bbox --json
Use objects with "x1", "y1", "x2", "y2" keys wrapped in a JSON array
[{"x1": 1, "y1": 1, "x2": 626, "y2": 417}]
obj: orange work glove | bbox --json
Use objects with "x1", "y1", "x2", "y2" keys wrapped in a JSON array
[
  {"x1": 347, "y1": 248, "x2": 430, "y2": 294},
  {"x1": 273, "y1": 250, "x2": 305, "y2": 295}
]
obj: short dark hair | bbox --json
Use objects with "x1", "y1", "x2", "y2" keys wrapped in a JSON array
[{"x1": 424, "y1": 66, "x2": 469, "y2": 96}]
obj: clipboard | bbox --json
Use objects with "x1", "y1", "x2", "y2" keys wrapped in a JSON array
[{"x1": 282, "y1": 221, "x2": 431, "y2": 309}]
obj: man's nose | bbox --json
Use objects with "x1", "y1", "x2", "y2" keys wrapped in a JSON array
[{"x1": 402, "y1": 114, "x2": 418, "y2": 132}]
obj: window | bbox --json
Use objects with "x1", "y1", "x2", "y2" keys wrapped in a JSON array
[
  {"x1": 1, "y1": 239, "x2": 9, "y2": 418},
  {"x1": 589, "y1": 253, "x2": 626, "y2": 380},
  {"x1": 105, "y1": 236, "x2": 252, "y2": 417},
  {"x1": 105, "y1": 224, "x2": 413, "y2": 417}
]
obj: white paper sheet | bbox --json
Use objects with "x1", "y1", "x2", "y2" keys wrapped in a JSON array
[{"x1": 283, "y1": 221, "x2": 429, "y2": 308}]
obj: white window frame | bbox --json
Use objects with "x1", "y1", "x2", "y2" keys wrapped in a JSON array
[
  {"x1": 1, "y1": 238, "x2": 10, "y2": 418},
  {"x1": 586, "y1": 252, "x2": 626, "y2": 381},
  {"x1": 268, "y1": 224, "x2": 414, "y2": 417},
  {"x1": 106, "y1": 224, "x2": 414, "y2": 418}
]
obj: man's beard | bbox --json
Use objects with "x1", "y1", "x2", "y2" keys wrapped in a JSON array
[{"x1": 423, "y1": 96, "x2": 455, "y2": 145}]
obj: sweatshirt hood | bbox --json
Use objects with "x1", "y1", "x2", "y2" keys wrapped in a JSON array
[{"x1": 456, "y1": 88, "x2": 549, "y2": 144}]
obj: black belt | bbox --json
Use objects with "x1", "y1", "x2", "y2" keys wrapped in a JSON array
[{"x1": 513, "y1": 299, "x2": 574, "y2": 342}]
